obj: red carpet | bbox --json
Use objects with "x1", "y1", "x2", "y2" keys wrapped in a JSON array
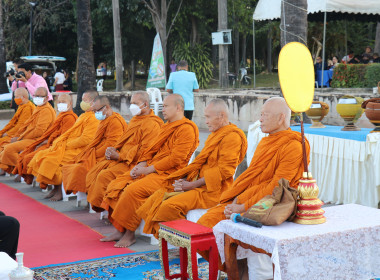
[{"x1": 0, "y1": 183, "x2": 134, "y2": 268}]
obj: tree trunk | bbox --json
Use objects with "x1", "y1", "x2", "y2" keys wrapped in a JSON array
[
  {"x1": 112, "y1": 0, "x2": 123, "y2": 92},
  {"x1": 0, "y1": 0, "x2": 9, "y2": 93},
  {"x1": 241, "y1": 34, "x2": 247, "y2": 67},
  {"x1": 375, "y1": 22, "x2": 380, "y2": 55},
  {"x1": 267, "y1": 26, "x2": 272, "y2": 73},
  {"x1": 280, "y1": 0, "x2": 308, "y2": 47},
  {"x1": 218, "y1": 0, "x2": 228, "y2": 88},
  {"x1": 75, "y1": 0, "x2": 96, "y2": 115},
  {"x1": 234, "y1": 17, "x2": 240, "y2": 75},
  {"x1": 190, "y1": 16, "x2": 198, "y2": 46},
  {"x1": 131, "y1": 59, "x2": 136, "y2": 90}
]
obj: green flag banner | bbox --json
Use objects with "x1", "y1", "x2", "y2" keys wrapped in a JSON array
[{"x1": 146, "y1": 33, "x2": 166, "y2": 88}]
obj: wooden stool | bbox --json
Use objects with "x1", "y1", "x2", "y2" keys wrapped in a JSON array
[{"x1": 159, "y1": 220, "x2": 218, "y2": 280}]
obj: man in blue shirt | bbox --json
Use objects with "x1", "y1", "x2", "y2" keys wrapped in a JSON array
[{"x1": 166, "y1": 60, "x2": 199, "y2": 120}]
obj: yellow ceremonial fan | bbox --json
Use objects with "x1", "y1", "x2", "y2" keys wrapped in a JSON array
[{"x1": 278, "y1": 42, "x2": 315, "y2": 113}]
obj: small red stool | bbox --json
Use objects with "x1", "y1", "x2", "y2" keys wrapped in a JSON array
[{"x1": 159, "y1": 219, "x2": 218, "y2": 280}]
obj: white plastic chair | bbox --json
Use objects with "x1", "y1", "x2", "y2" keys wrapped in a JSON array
[
  {"x1": 146, "y1": 87, "x2": 163, "y2": 115},
  {"x1": 61, "y1": 184, "x2": 76, "y2": 202},
  {"x1": 97, "y1": 79, "x2": 104, "y2": 92}
]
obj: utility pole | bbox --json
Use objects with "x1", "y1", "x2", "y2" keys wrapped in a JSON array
[
  {"x1": 112, "y1": 0, "x2": 123, "y2": 91},
  {"x1": 218, "y1": 0, "x2": 228, "y2": 88}
]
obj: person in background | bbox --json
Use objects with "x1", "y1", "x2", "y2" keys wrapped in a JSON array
[
  {"x1": 8, "y1": 58, "x2": 25, "y2": 111},
  {"x1": 166, "y1": 60, "x2": 199, "y2": 120},
  {"x1": 329, "y1": 56, "x2": 339, "y2": 70},
  {"x1": 16, "y1": 63, "x2": 54, "y2": 107},
  {"x1": 342, "y1": 50, "x2": 354, "y2": 63},
  {"x1": 54, "y1": 68, "x2": 65, "y2": 91},
  {"x1": 169, "y1": 59, "x2": 177, "y2": 73},
  {"x1": 314, "y1": 56, "x2": 326, "y2": 72},
  {"x1": 362, "y1": 46, "x2": 373, "y2": 58},
  {"x1": 373, "y1": 53, "x2": 380, "y2": 63},
  {"x1": 349, "y1": 55, "x2": 362, "y2": 64},
  {"x1": 0, "y1": 211, "x2": 19, "y2": 260},
  {"x1": 63, "y1": 69, "x2": 73, "y2": 91}
]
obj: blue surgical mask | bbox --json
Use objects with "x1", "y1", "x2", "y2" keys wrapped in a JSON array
[{"x1": 95, "y1": 111, "x2": 106, "y2": 121}]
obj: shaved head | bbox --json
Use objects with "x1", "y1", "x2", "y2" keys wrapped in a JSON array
[
  {"x1": 94, "y1": 95, "x2": 110, "y2": 106},
  {"x1": 162, "y1": 94, "x2": 185, "y2": 121},
  {"x1": 260, "y1": 97, "x2": 291, "y2": 134},
  {"x1": 83, "y1": 90, "x2": 99, "y2": 101},
  {"x1": 58, "y1": 93, "x2": 72, "y2": 105},
  {"x1": 167, "y1": 94, "x2": 184, "y2": 111},
  {"x1": 133, "y1": 91, "x2": 150, "y2": 107},
  {"x1": 204, "y1": 99, "x2": 229, "y2": 132},
  {"x1": 14, "y1": 88, "x2": 29, "y2": 99}
]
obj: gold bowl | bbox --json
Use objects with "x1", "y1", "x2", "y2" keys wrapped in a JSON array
[
  {"x1": 305, "y1": 101, "x2": 330, "y2": 128},
  {"x1": 336, "y1": 95, "x2": 364, "y2": 131}
]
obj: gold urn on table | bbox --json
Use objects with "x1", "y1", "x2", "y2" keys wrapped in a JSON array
[
  {"x1": 305, "y1": 101, "x2": 330, "y2": 128},
  {"x1": 293, "y1": 172, "x2": 326, "y2": 225},
  {"x1": 336, "y1": 95, "x2": 364, "y2": 131}
]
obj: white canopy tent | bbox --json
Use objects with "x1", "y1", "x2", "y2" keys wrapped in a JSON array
[{"x1": 252, "y1": 0, "x2": 380, "y2": 87}]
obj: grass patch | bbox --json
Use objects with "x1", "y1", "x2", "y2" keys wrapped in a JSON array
[{"x1": 0, "y1": 101, "x2": 11, "y2": 110}]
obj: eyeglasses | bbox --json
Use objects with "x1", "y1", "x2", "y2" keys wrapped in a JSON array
[{"x1": 94, "y1": 105, "x2": 106, "y2": 112}]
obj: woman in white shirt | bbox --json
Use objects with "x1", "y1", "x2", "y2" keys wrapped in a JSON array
[{"x1": 54, "y1": 68, "x2": 65, "y2": 91}]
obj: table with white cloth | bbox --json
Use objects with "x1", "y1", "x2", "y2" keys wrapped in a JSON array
[
  {"x1": 247, "y1": 121, "x2": 380, "y2": 208},
  {"x1": 213, "y1": 204, "x2": 380, "y2": 280}
]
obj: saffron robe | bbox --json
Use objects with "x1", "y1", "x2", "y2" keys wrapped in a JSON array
[
  {"x1": 136, "y1": 123, "x2": 247, "y2": 238},
  {"x1": 28, "y1": 111, "x2": 99, "y2": 186},
  {"x1": 62, "y1": 112, "x2": 127, "y2": 194},
  {"x1": 0, "y1": 103, "x2": 56, "y2": 172},
  {"x1": 86, "y1": 110, "x2": 163, "y2": 211},
  {"x1": 104, "y1": 117, "x2": 199, "y2": 232},
  {"x1": 12, "y1": 110, "x2": 77, "y2": 180},
  {"x1": 0, "y1": 101, "x2": 35, "y2": 146}
]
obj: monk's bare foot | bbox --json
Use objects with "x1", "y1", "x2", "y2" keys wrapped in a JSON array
[
  {"x1": 24, "y1": 175, "x2": 34, "y2": 185},
  {"x1": 14, "y1": 175, "x2": 21, "y2": 183},
  {"x1": 44, "y1": 187, "x2": 57, "y2": 199},
  {"x1": 114, "y1": 230, "x2": 136, "y2": 248},
  {"x1": 100, "y1": 230, "x2": 124, "y2": 242},
  {"x1": 50, "y1": 187, "x2": 62, "y2": 201}
]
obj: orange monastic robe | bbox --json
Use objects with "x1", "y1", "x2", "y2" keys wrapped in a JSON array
[
  {"x1": 62, "y1": 112, "x2": 127, "y2": 194},
  {"x1": 12, "y1": 111, "x2": 78, "y2": 181},
  {"x1": 0, "y1": 103, "x2": 56, "y2": 172},
  {"x1": 104, "y1": 117, "x2": 199, "y2": 232},
  {"x1": 197, "y1": 129, "x2": 310, "y2": 229},
  {"x1": 28, "y1": 111, "x2": 99, "y2": 186},
  {"x1": 86, "y1": 109, "x2": 163, "y2": 211},
  {"x1": 0, "y1": 101, "x2": 35, "y2": 146},
  {"x1": 136, "y1": 123, "x2": 247, "y2": 238}
]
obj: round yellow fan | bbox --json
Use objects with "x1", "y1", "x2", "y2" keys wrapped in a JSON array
[{"x1": 278, "y1": 42, "x2": 315, "y2": 113}]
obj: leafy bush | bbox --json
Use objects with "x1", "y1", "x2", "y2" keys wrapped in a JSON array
[
  {"x1": 172, "y1": 42, "x2": 213, "y2": 89},
  {"x1": 331, "y1": 64, "x2": 367, "y2": 88},
  {"x1": 364, "y1": 63, "x2": 380, "y2": 87},
  {"x1": 0, "y1": 101, "x2": 11, "y2": 110}
]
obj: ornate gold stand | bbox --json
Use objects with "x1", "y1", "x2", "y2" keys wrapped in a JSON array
[{"x1": 293, "y1": 172, "x2": 326, "y2": 225}]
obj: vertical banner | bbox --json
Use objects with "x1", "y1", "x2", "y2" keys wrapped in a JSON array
[{"x1": 146, "y1": 33, "x2": 166, "y2": 88}]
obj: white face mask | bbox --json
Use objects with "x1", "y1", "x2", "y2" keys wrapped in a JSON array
[
  {"x1": 57, "y1": 103, "x2": 68, "y2": 112},
  {"x1": 129, "y1": 103, "x2": 145, "y2": 116},
  {"x1": 33, "y1": 97, "x2": 45, "y2": 106}
]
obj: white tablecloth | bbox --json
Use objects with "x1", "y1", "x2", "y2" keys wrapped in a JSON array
[
  {"x1": 247, "y1": 121, "x2": 380, "y2": 208},
  {"x1": 213, "y1": 204, "x2": 380, "y2": 280}
]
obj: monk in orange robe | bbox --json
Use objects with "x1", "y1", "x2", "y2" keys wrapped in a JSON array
[
  {"x1": 62, "y1": 96, "x2": 127, "y2": 195},
  {"x1": 86, "y1": 91, "x2": 163, "y2": 212},
  {"x1": 0, "y1": 87, "x2": 56, "y2": 174},
  {"x1": 28, "y1": 90, "x2": 99, "y2": 201},
  {"x1": 100, "y1": 94, "x2": 199, "y2": 247},
  {"x1": 136, "y1": 99, "x2": 248, "y2": 238},
  {"x1": 197, "y1": 97, "x2": 310, "y2": 275},
  {"x1": 0, "y1": 88, "x2": 35, "y2": 148},
  {"x1": 12, "y1": 93, "x2": 77, "y2": 196}
]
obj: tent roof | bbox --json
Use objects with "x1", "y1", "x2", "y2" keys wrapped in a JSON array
[{"x1": 253, "y1": 0, "x2": 380, "y2": 21}]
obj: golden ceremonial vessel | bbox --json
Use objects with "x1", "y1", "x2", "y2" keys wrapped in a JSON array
[
  {"x1": 278, "y1": 42, "x2": 326, "y2": 225},
  {"x1": 336, "y1": 95, "x2": 364, "y2": 131},
  {"x1": 305, "y1": 101, "x2": 330, "y2": 128}
]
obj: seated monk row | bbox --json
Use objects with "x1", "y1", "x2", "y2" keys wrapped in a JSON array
[
  {"x1": 0, "y1": 87, "x2": 56, "y2": 175},
  {"x1": 13, "y1": 93, "x2": 78, "y2": 190},
  {"x1": 91, "y1": 94, "x2": 199, "y2": 247}
]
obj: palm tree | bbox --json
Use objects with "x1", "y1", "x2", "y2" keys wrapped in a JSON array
[{"x1": 75, "y1": 0, "x2": 96, "y2": 115}]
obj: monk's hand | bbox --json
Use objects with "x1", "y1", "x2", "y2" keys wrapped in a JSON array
[
  {"x1": 173, "y1": 179, "x2": 186, "y2": 192},
  {"x1": 105, "y1": 147, "x2": 119, "y2": 160},
  {"x1": 10, "y1": 137, "x2": 18, "y2": 143},
  {"x1": 224, "y1": 202, "x2": 245, "y2": 219}
]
